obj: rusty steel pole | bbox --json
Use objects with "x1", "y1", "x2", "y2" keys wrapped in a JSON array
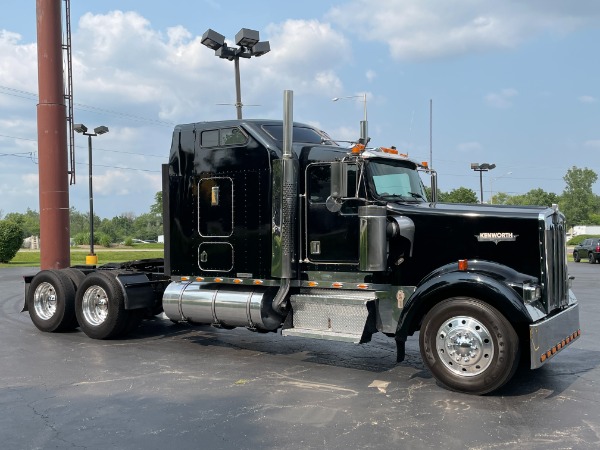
[{"x1": 36, "y1": 0, "x2": 70, "y2": 269}]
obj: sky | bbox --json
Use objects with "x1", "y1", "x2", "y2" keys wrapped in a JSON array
[{"x1": 1, "y1": 0, "x2": 600, "y2": 218}]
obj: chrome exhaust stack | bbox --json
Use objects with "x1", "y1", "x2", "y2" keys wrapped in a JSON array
[{"x1": 271, "y1": 90, "x2": 298, "y2": 313}]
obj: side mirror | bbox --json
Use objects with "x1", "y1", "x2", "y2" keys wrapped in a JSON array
[
  {"x1": 330, "y1": 161, "x2": 347, "y2": 198},
  {"x1": 327, "y1": 161, "x2": 347, "y2": 212},
  {"x1": 430, "y1": 170, "x2": 438, "y2": 203}
]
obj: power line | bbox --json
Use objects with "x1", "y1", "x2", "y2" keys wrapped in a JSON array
[
  {"x1": 74, "y1": 161, "x2": 160, "y2": 173},
  {"x1": 1, "y1": 150, "x2": 161, "y2": 173},
  {"x1": 0, "y1": 132, "x2": 166, "y2": 158},
  {"x1": 0, "y1": 84, "x2": 175, "y2": 127}
]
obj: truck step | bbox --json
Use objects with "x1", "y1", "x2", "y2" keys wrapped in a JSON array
[{"x1": 282, "y1": 293, "x2": 374, "y2": 344}]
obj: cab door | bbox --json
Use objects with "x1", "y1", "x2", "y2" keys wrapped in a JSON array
[
  {"x1": 304, "y1": 163, "x2": 362, "y2": 263},
  {"x1": 198, "y1": 176, "x2": 234, "y2": 272}
]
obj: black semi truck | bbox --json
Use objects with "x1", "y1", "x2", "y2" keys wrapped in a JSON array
[{"x1": 24, "y1": 91, "x2": 580, "y2": 394}]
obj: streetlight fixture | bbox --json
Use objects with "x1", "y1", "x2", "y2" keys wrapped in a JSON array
[
  {"x1": 74, "y1": 123, "x2": 109, "y2": 265},
  {"x1": 471, "y1": 162, "x2": 496, "y2": 204},
  {"x1": 201, "y1": 27, "x2": 270, "y2": 120},
  {"x1": 332, "y1": 93, "x2": 369, "y2": 144},
  {"x1": 490, "y1": 171, "x2": 512, "y2": 204}
]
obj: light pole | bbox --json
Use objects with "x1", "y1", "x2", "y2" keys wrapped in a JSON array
[
  {"x1": 74, "y1": 124, "x2": 109, "y2": 265},
  {"x1": 201, "y1": 28, "x2": 270, "y2": 120},
  {"x1": 332, "y1": 93, "x2": 368, "y2": 144},
  {"x1": 490, "y1": 171, "x2": 512, "y2": 204},
  {"x1": 470, "y1": 162, "x2": 496, "y2": 204}
]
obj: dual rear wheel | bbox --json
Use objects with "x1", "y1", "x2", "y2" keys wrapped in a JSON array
[{"x1": 27, "y1": 269, "x2": 143, "y2": 339}]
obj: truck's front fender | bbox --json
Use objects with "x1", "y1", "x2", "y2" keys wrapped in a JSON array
[{"x1": 396, "y1": 261, "x2": 534, "y2": 343}]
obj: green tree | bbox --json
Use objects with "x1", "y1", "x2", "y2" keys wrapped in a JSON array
[
  {"x1": 439, "y1": 187, "x2": 478, "y2": 203},
  {"x1": 490, "y1": 192, "x2": 511, "y2": 205},
  {"x1": 133, "y1": 213, "x2": 162, "y2": 241},
  {"x1": 559, "y1": 166, "x2": 599, "y2": 225},
  {"x1": 70, "y1": 207, "x2": 99, "y2": 236},
  {"x1": 494, "y1": 189, "x2": 560, "y2": 207},
  {"x1": 4, "y1": 208, "x2": 40, "y2": 237},
  {"x1": 0, "y1": 220, "x2": 24, "y2": 262},
  {"x1": 150, "y1": 191, "x2": 163, "y2": 217}
]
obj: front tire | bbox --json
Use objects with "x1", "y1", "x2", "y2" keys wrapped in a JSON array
[
  {"x1": 573, "y1": 251, "x2": 580, "y2": 263},
  {"x1": 419, "y1": 297, "x2": 520, "y2": 395},
  {"x1": 27, "y1": 270, "x2": 78, "y2": 332},
  {"x1": 75, "y1": 271, "x2": 131, "y2": 339}
]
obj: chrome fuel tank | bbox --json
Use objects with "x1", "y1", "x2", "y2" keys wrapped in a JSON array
[{"x1": 163, "y1": 281, "x2": 283, "y2": 331}]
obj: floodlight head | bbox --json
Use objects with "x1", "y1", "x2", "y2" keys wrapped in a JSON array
[
  {"x1": 201, "y1": 29, "x2": 225, "y2": 50},
  {"x1": 74, "y1": 123, "x2": 88, "y2": 134},
  {"x1": 216, "y1": 45, "x2": 237, "y2": 61},
  {"x1": 479, "y1": 163, "x2": 496, "y2": 170},
  {"x1": 94, "y1": 126, "x2": 109, "y2": 135},
  {"x1": 470, "y1": 162, "x2": 479, "y2": 170},
  {"x1": 235, "y1": 28, "x2": 259, "y2": 47},
  {"x1": 251, "y1": 40, "x2": 270, "y2": 57}
]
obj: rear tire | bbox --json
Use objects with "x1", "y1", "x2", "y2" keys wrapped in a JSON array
[
  {"x1": 75, "y1": 271, "x2": 131, "y2": 339},
  {"x1": 62, "y1": 267, "x2": 86, "y2": 289},
  {"x1": 419, "y1": 297, "x2": 520, "y2": 395},
  {"x1": 27, "y1": 270, "x2": 78, "y2": 332},
  {"x1": 589, "y1": 253, "x2": 596, "y2": 264}
]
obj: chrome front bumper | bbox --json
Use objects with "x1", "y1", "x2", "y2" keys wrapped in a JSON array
[{"x1": 530, "y1": 303, "x2": 580, "y2": 369}]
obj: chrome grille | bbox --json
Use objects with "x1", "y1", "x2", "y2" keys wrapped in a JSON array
[{"x1": 543, "y1": 212, "x2": 568, "y2": 312}]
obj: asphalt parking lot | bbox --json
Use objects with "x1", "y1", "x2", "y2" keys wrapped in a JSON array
[{"x1": 1, "y1": 264, "x2": 599, "y2": 449}]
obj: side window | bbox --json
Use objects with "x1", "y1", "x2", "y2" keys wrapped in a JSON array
[
  {"x1": 307, "y1": 163, "x2": 359, "y2": 204},
  {"x1": 200, "y1": 127, "x2": 248, "y2": 147},
  {"x1": 221, "y1": 127, "x2": 247, "y2": 146},
  {"x1": 308, "y1": 165, "x2": 330, "y2": 203},
  {"x1": 201, "y1": 129, "x2": 219, "y2": 147}
]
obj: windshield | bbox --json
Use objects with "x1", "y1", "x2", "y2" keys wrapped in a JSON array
[{"x1": 367, "y1": 159, "x2": 428, "y2": 202}]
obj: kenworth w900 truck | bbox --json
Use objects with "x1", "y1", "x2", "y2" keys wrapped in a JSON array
[{"x1": 24, "y1": 91, "x2": 580, "y2": 394}]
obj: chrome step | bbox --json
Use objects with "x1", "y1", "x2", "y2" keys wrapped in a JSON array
[{"x1": 282, "y1": 292, "x2": 374, "y2": 344}]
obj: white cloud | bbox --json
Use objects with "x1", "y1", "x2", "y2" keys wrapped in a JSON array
[
  {"x1": 6, "y1": 11, "x2": 356, "y2": 215},
  {"x1": 327, "y1": 0, "x2": 600, "y2": 60},
  {"x1": 584, "y1": 140, "x2": 600, "y2": 149},
  {"x1": 457, "y1": 141, "x2": 483, "y2": 152},
  {"x1": 579, "y1": 95, "x2": 597, "y2": 103},
  {"x1": 485, "y1": 88, "x2": 518, "y2": 108},
  {"x1": 366, "y1": 70, "x2": 377, "y2": 82}
]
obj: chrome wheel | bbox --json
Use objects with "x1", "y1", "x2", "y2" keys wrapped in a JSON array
[
  {"x1": 33, "y1": 282, "x2": 57, "y2": 320},
  {"x1": 81, "y1": 285, "x2": 109, "y2": 326},
  {"x1": 435, "y1": 315, "x2": 494, "y2": 377}
]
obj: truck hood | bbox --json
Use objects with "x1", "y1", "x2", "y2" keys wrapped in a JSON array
[{"x1": 387, "y1": 201, "x2": 552, "y2": 220}]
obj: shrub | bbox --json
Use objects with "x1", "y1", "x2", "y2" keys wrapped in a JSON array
[
  {"x1": 73, "y1": 231, "x2": 112, "y2": 247},
  {"x1": 0, "y1": 220, "x2": 24, "y2": 263},
  {"x1": 73, "y1": 232, "x2": 90, "y2": 246},
  {"x1": 97, "y1": 232, "x2": 112, "y2": 248},
  {"x1": 123, "y1": 237, "x2": 134, "y2": 247}
]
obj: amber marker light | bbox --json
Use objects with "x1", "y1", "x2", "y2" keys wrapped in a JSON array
[
  {"x1": 351, "y1": 144, "x2": 365, "y2": 154},
  {"x1": 215, "y1": 278, "x2": 223, "y2": 283},
  {"x1": 357, "y1": 284, "x2": 369, "y2": 289},
  {"x1": 253, "y1": 280, "x2": 264, "y2": 285},
  {"x1": 195, "y1": 277, "x2": 204, "y2": 282},
  {"x1": 332, "y1": 282, "x2": 343, "y2": 288},
  {"x1": 181, "y1": 276, "x2": 190, "y2": 281},
  {"x1": 458, "y1": 260, "x2": 468, "y2": 271},
  {"x1": 233, "y1": 279, "x2": 243, "y2": 284},
  {"x1": 308, "y1": 281, "x2": 319, "y2": 287}
]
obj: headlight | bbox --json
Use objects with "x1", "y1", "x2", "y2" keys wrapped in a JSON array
[{"x1": 523, "y1": 283, "x2": 542, "y2": 303}]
